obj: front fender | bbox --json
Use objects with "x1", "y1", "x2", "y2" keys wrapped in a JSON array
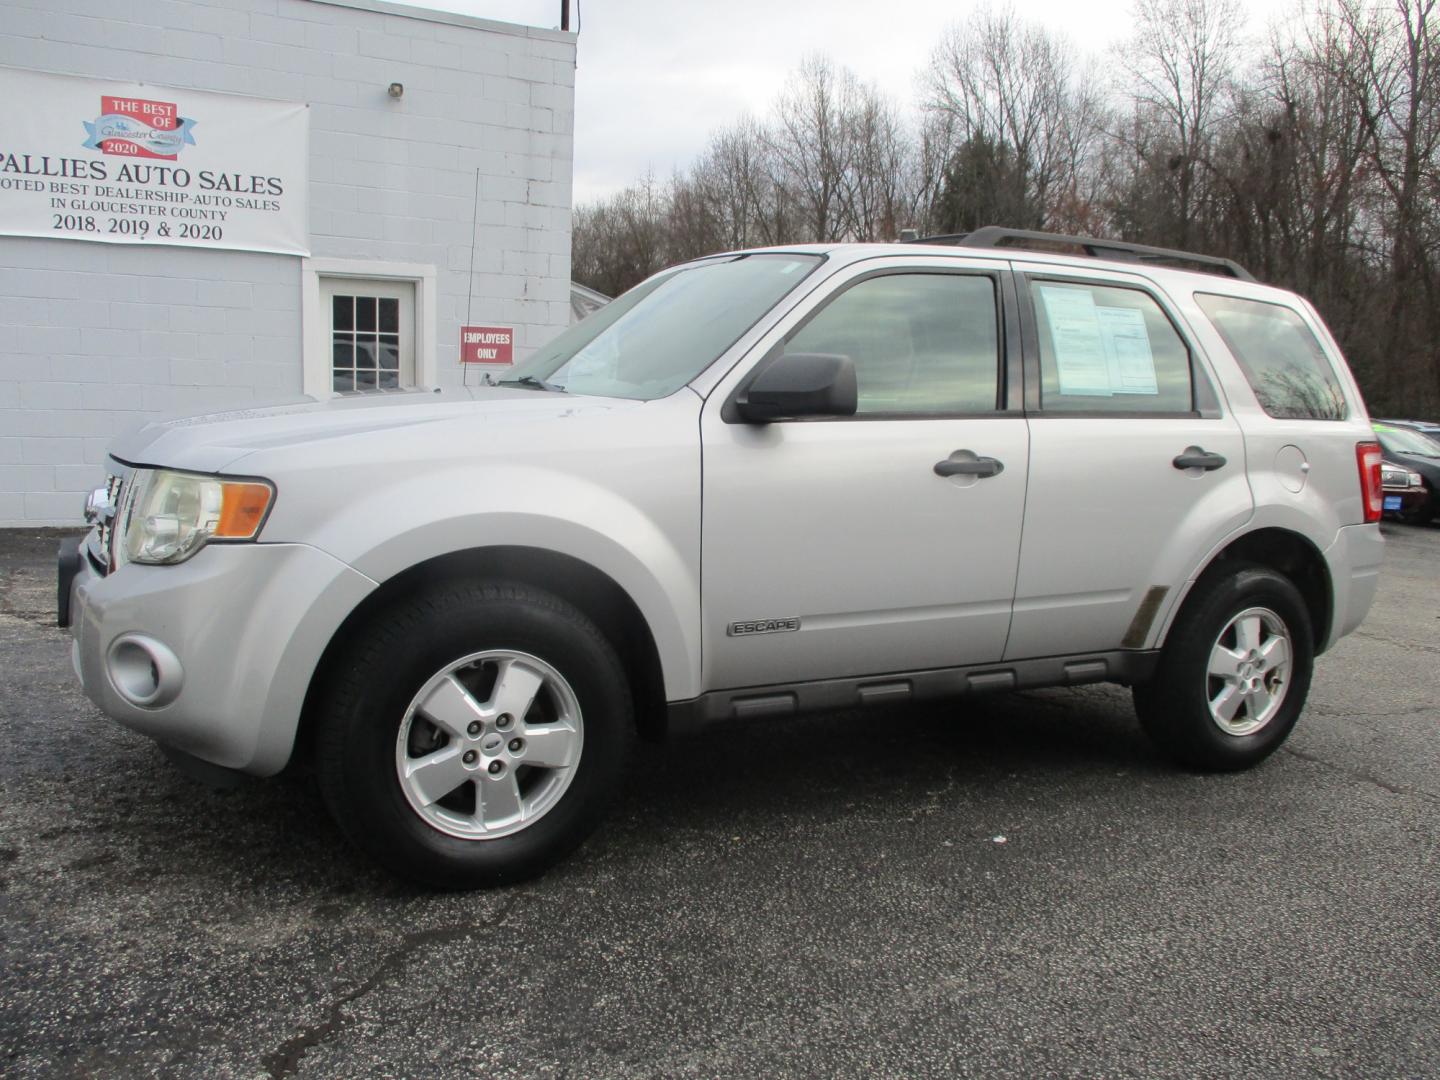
[{"x1": 286, "y1": 464, "x2": 703, "y2": 701}]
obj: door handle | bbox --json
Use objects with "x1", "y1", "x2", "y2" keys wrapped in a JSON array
[
  {"x1": 1172, "y1": 446, "x2": 1227, "y2": 471},
  {"x1": 934, "y1": 454, "x2": 1004, "y2": 479}
]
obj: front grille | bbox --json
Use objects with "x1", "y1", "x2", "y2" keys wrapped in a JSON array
[{"x1": 91, "y1": 472, "x2": 125, "y2": 572}]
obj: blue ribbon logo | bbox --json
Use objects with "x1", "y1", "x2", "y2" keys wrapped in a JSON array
[{"x1": 82, "y1": 114, "x2": 197, "y2": 157}]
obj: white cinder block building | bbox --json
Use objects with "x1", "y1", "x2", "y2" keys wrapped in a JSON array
[{"x1": 0, "y1": 0, "x2": 575, "y2": 525}]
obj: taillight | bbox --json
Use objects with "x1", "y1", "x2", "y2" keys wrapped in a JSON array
[{"x1": 1356, "y1": 441, "x2": 1383, "y2": 523}]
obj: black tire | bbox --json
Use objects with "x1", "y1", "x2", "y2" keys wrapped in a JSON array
[
  {"x1": 1133, "y1": 562, "x2": 1314, "y2": 772},
  {"x1": 315, "y1": 579, "x2": 631, "y2": 888}
]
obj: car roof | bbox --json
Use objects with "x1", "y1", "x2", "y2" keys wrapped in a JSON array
[{"x1": 717, "y1": 242, "x2": 1308, "y2": 306}]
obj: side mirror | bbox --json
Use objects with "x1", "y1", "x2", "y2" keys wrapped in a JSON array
[{"x1": 734, "y1": 352, "x2": 858, "y2": 423}]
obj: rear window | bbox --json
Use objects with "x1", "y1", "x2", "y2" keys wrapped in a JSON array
[{"x1": 1195, "y1": 294, "x2": 1347, "y2": 420}]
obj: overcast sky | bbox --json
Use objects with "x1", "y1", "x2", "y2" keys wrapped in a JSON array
[{"x1": 397, "y1": 0, "x2": 1294, "y2": 204}]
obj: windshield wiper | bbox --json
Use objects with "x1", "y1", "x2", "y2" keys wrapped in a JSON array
[{"x1": 497, "y1": 375, "x2": 566, "y2": 393}]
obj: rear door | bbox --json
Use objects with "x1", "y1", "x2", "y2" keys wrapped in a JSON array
[{"x1": 1005, "y1": 267, "x2": 1254, "y2": 659}]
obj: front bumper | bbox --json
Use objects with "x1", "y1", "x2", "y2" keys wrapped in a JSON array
[{"x1": 62, "y1": 535, "x2": 375, "y2": 776}]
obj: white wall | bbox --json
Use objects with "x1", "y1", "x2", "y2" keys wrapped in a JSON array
[{"x1": 0, "y1": 0, "x2": 575, "y2": 526}]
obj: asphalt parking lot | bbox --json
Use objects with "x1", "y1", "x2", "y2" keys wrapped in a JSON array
[{"x1": 2, "y1": 526, "x2": 1437, "y2": 1079}]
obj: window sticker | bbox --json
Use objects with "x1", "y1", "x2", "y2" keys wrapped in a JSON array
[
  {"x1": 1037, "y1": 285, "x2": 1112, "y2": 396},
  {"x1": 1037, "y1": 285, "x2": 1160, "y2": 397},
  {"x1": 1095, "y1": 306, "x2": 1158, "y2": 394}
]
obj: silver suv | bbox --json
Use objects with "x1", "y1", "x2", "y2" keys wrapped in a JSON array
[{"x1": 58, "y1": 228, "x2": 1387, "y2": 887}]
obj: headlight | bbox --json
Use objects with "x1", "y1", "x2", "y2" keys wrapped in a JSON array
[{"x1": 121, "y1": 469, "x2": 274, "y2": 565}]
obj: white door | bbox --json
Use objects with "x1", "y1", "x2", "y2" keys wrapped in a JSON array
[
  {"x1": 701, "y1": 264, "x2": 1029, "y2": 691},
  {"x1": 1004, "y1": 268, "x2": 1254, "y2": 659},
  {"x1": 321, "y1": 278, "x2": 416, "y2": 392}
]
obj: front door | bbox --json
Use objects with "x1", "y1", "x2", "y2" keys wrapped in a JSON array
[{"x1": 700, "y1": 262, "x2": 1029, "y2": 691}]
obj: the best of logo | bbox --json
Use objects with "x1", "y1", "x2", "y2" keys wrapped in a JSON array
[{"x1": 82, "y1": 95, "x2": 197, "y2": 160}]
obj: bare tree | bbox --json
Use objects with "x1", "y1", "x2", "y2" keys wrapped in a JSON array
[
  {"x1": 570, "y1": 173, "x2": 670, "y2": 299},
  {"x1": 765, "y1": 55, "x2": 861, "y2": 241},
  {"x1": 1332, "y1": 0, "x2": 1440, "y2": 406},
  {"x1": 1116, "y1": 0, "x2": 1244, "y2": 246},
  {"x1": 835, "y1": 83, "x2": 912, "y2": 240},
  {"x1": 568, "y1": 4, "x2": 1440, "y2": 416},
  {"x1": 689, "y1": 118, "x2": 782, "y2": 249},
  {"x1": 926, "y1": 6, "x2": 1102, "y2": 229}
]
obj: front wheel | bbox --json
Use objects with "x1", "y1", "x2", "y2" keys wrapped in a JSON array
[
  {"x1": 315, "y1": 580, "x2": 632, "y2": 888},
  {"x1": 1133, "y1": 563, "x2": 1314, "y2": 771}
]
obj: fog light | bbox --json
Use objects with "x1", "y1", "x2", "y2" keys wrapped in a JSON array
[{"x1": 106, "y1": 634, "x2": 184, "y2": 708}]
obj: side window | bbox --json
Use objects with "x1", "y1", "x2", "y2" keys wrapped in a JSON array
[
  {"x1": 1194, "y1": 293, "x2": 1347, "y2": 420},
  {"x1": 1031, "y1": 280, "x2": 1194, "y2": 413},
  {"x1": 784, "y1": 273, "x2": 1000, "y2": 415}
]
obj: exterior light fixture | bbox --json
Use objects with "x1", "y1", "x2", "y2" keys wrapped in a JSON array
[{"x1": 388, "y1": 82, "x2": 404, "y2": 98}]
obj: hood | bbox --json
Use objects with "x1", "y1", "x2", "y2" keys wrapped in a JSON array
[{"x1": 110, "y1": 387, "x2": 645, "y2": 474}]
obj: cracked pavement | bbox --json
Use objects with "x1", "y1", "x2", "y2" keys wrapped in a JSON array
[{"x1": 1, "y1": 524, "x2": 1438, "y2": 1078}]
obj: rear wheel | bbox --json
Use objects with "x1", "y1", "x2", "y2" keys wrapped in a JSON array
[
  {"x1": 1133, "y1": 563, "x2": 1313, "y2": 771},
  {"x1": 315, "y1": 580, "x2": 631, "y2": 888}
]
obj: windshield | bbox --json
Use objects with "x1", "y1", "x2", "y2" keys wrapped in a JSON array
[
  {"x1": 500, "y1": 253, "x2": 822, "y2": 400},
  {"x1": 1376, "y1": 425, "x2": 1440, "y2": 457}
]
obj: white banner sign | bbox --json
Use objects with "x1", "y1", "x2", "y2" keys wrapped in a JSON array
[{"x1": 0, "y1": 66, "x2": 308, "y2": 255}]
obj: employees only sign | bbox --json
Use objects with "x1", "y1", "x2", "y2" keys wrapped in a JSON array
[
  {"x1": 460, "y1": 326, "x2": 514, "y2": 365},
  {"x1": 0, "y1": 66, "x2": 308, "y2": 255}
]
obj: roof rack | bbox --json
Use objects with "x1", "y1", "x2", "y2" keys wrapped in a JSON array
[{"x1": 902, "y1": 226, "x2": 1255, "y2": 282}]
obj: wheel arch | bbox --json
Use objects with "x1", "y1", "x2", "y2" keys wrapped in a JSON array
[
  {"x1": 293, "y1": 546, "x2": 671, "y2": 768},
  {"x1": 1158, "y1": 527, "x2": 1333, "y2": 653}
]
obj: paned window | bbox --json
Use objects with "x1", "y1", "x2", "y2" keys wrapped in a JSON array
[
  {"x1": 320, "y1": 277, "x2": 416, "y2": 394},
  {"x1": 332, "y1": 294, "x2": 401, "y2": 392}
]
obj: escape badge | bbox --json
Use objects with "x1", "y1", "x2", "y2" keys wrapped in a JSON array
[{"x1": 727, "y1": 617, "x2": 801, "y2": 637}]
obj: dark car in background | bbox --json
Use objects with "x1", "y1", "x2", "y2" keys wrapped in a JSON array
[
  {"x1": 1377, "y1": 418, "x2": 1440, "y2": 437},
  {"x1": 1382, "y1": 461, "x2": 1428, "y2": 520},
  {"x1": 1374, "y1": 422, "x2": 1440, "y2": 522}
]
